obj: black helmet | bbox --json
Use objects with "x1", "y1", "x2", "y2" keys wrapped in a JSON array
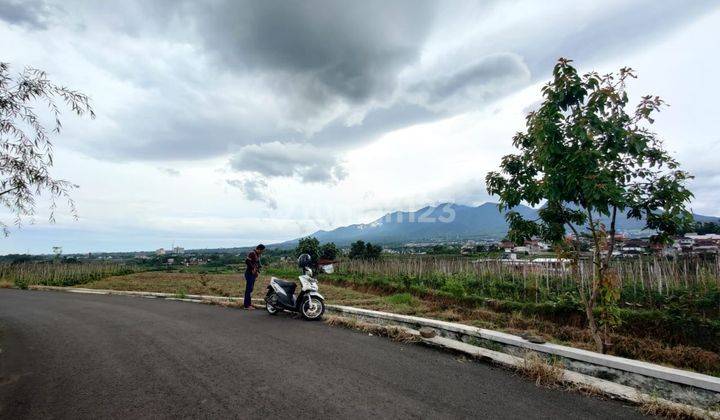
[{"x1": 297, "y1": 253, "x2": 312, "y2": 268}]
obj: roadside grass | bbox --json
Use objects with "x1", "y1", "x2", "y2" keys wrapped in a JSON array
[
  {"x1": 74, "y1": 270, "x2": 720, "y2": 376},
  {"x1": 639, "y1": 396, "x2": 713, "y2": 420},
  {"x1": 385, "y1": 292, "x2": 417, "y2": 306},
  {"x1": 517, "y1": 352, "x2": 565, "y2": 388},
  {"x1": 325, "y1": 315, "x2": 419, "y2": 343}
]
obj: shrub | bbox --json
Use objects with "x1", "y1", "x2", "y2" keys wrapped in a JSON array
[
  {"x1": 386, "y1": 293, "x2": 415, "y2": 306},
  {"x1": 441, "y1": 278, "x2": 466, "y2": 299},
  {"x1": 14, "y1": 277, "x2": 29, "y2": 290}
]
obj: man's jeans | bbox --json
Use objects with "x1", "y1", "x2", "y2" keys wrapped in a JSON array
[{"x1": 244, "y1": 272, "x2": 256, "y2": 308}]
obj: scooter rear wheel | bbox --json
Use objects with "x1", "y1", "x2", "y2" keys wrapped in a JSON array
[
  {"x1": 300, "y1": 296, "x2": 325, "y2": 320},
  {"x1": 265, "y1": 292, "x2": 280, "y2": 315}
]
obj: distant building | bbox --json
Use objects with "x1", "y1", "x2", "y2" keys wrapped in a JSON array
[
  {"x1": 525, "y1": 239, "x2": 550, "y2": 253},
  {"x1": 676, "y1": 237, "x2": 695, "y2": 252},
  {"x1": 671, "y1": 234, "x2": 720, "y2": 255},
  {"x1": 460, "y1": 241, "x2": 477, "y2": 255},
  {"x1": 693, "y1": 239, "x2": 719, "y2": 254},
  {"x1": 498, "y1": 239, "x2": 548, "y2": 255},
  {"x1": 156, "y1": 248, "x2": 166, "y2": 256},
  {"x1": 172, "y1": 246, "x2": 185, "y2": 255},
  {"x1": 686, "y1": 233, "x2": 720, "y2": 241},
  {"x1": 499, "y1": 241, "x2": 514, "y2": 252},
  {"x1": 619, "y1": 239, "x2": 648, "y2": 256}
]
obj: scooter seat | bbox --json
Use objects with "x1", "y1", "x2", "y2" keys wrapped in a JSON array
[
  {"x1": 275, "y1": 279, "x2": 295, "y2": 289},
  {"x1": 274, "y1": 279, "x2": 297, "y2": 293}
]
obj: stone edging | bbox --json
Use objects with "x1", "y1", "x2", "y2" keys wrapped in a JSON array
[{"x1": 327, "y1": 305, "x2": 720, "y2": 393}]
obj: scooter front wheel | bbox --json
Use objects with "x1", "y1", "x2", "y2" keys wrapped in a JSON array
[
  {"x1": 301, "y1": 296, "x2": 325, "y2": 320},
  {"x1": 265, "y1": 292, "x2": 280, "y2": 315}
]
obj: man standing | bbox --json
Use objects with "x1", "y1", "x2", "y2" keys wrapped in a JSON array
[{"x1": 243, "y1": 244, "x2": 265, "y2": 309}]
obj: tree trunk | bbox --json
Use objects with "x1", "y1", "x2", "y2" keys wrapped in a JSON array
[{"x1": 585, "y1": 294, "x2": 603, "y2": 352}]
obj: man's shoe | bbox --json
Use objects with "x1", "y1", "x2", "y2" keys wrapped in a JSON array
[{"x1": 244, "y1": 306, "x2": 256, "y2": 310}]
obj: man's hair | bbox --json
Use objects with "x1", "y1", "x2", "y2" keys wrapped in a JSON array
[{"x1": 256, "y1": 244, "x2": 266, "y2": 250}]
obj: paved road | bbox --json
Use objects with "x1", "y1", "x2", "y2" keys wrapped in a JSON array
[{"x1": 0, "y1": 289, "x2": 648, "y2": 419}]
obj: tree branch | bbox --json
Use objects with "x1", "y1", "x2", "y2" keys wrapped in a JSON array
[
  {"x1": 604, "y1": 206, "x2": 617, "y2": 267},
  {"x1": 0, "y1": 186, "x2": 20, "y2": 197}
]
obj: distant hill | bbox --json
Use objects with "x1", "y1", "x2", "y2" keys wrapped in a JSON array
[{"x1": 276, "y1": 202, "x2": 719, "y2": 247}]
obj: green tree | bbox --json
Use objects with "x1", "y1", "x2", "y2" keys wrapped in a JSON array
[
  {"x1": 319, "y1": 242, "x2": 338, "y2": 260},
  {"x1": 295, "y1": 236, "x2": 320, "y2": 265},
  {"x1": 486, "y1": 58, "x2": 693, "y2": 353},
  {"x1": 1, "y1": 63, "x2": 94, "y2": 235},
  {"x1": 682, "y1": 220, "x2": 720, "y2": 235},
  {"x1": 364, "y1": 243, "x2": 382, "y2": 260},
  {"x1": 348, "y1": 240, "x2": 366, "y2": 259},
  {"x1": 348, "y1": 240, "x2": 382, "y2": 260}
]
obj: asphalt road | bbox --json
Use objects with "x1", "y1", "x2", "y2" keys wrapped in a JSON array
[{"x1": 0, "y1": 289, "x2": 648, "y2": 419}]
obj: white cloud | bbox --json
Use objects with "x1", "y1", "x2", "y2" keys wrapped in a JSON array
[{"x1": 226, "y1": 177, "x2": 277, "y2": 210}]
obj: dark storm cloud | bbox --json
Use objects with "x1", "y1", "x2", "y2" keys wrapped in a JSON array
[
  {"x1": 0, "y1": 0, "x2": 53, "y2": 29},
  {"x1": 6, "y1": 0, "x2": 718, "y2": 168},
  {"x1": 229, "y1": 142, "x2": 346, "y2": 184},
  {"x1": 192, "y1": 0, "x2": 436, "y2": 104},
  {"x1": 410, "y1": 53, "x2": 531, "y2": 108}
]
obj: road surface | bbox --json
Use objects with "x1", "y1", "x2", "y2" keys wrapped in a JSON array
[{"x1": 0, "y1": 289, "x2": 648, "y2": 419}]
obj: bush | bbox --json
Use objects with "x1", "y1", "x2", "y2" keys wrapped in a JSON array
[
  {"x1": 441, "y1": 278, "x2": 466, "y2": 298},
  {"x1": 14, "y1": 277, "x2": 29, "y2": 290},
  {"x1": 386, "y1": 293, "x2": 415, "y2": 306}
]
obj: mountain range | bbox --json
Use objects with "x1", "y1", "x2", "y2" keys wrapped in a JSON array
[{"x1": 279, "y1": 203, "x2": 719, "y2": 246}]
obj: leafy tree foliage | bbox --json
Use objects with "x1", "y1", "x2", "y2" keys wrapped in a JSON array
[
  {"x1": 486, "y1": 58, "x2": 693, "y2": 352},
  {"x1": 319, "y1": 242, "x2": 338, "y2": 260},
  {"x1": 295, "y1": 236, "x2": 320, "y2": 265},
  {"x1": 365, "y1": 243, "x2": 382, "y2": 260},
  {"x1": 349, "y1": 240, "x2": 366, "y2": 259},
  {"x1": 681, "y1": 220, "x2": 720, "y2": 235},
  {"x1": 349, "y1": 240, "x2": 382, "y2": 260},
  {"x1": 1, "y1": 63, "x2": 94, "y2": 234}
]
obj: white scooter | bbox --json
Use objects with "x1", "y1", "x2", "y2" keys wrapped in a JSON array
[{"x1": 264, "y1": 254, "x2": 325, "y2": 320}]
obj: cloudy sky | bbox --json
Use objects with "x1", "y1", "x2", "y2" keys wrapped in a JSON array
[{"x1": 2, "y1": 0, "x2": 719, "y2": 254}]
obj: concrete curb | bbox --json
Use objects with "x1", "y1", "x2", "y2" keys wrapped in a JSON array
[
  {"x1": 28, "y1": 285, "x2": 720, "y2": 413},
  {"x1": 326, "y1": 305, "x2": 720, "y2": 393},
  {"x1": 415, "y1": 332, "x2": 718, "y2": 419},
  {"x1": 325, "y1": 305, "x2": 720, "y2": 409}
]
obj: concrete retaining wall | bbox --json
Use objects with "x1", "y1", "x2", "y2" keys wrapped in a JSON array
[{"x1": 325, "y1": 304, "x2": 720, "y2": 409}]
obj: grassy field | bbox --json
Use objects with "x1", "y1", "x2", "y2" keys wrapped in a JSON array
[
  {"x1": 82, "y1": 271, "x2": 410, "y2": 312},
  {"x1": 0, "y1": 261, "x2": 142, "y2": 289},
  {"x1": 72, "y1": 266, "x2": 720, "y2": 376}
]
